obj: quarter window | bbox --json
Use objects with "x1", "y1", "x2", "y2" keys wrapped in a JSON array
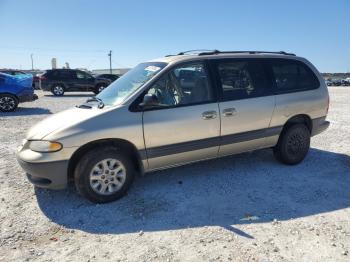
[
  {"x1": 216, "y1": 60, "x2": 270, "y2": 101},
  {"x1": 271, "y1": 60, "x2": 319, "y2": 93},
  {"x1": 146, "y1": 62, "x2": 213, "y2": 107},
  {"x1": 51, "y1": 70, "x2": 74, "y2": 79}
]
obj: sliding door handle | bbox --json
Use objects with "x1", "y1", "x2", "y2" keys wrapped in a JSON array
[
  {"x1": 222, "y1": 108, "x2": 237, "y2": 117},
  {"x1": 202, "y1": 111, "x2": 217, "y2": 120}
]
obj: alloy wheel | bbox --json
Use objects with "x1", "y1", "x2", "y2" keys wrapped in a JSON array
[
  {"x1": 0, "y1": 96, "x2": 16, "y2": 111},
  {"x1": 89, "y1": 158, "x2": 126, "y2": 195},
  {"x1": 53, "y1": 86, "x2": 64, "y2": 95}
]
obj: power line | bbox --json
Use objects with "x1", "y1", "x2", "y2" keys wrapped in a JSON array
[{"x1": 0, "y1": 45, "x2": 107, "y2": 53}]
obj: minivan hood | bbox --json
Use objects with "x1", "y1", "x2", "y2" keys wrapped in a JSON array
[{"x1": 27, "y1": 107, "x2": 103, "y2": 140}]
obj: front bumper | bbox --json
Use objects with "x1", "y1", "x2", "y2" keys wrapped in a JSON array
[{"x1": 16, "y1": 156, "x2": 68, "y2": 189}]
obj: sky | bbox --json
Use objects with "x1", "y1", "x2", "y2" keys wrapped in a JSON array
[{"x1": 0, "y1": 0, "x2": 349, "y2": 72}]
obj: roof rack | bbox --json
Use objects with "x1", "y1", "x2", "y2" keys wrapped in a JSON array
[
  {"x1": 166, "y1": 50, "x2": 296, "y2": 57},
  {"x1": 197, "y1": 50, "x2": 296, "y2": 56},
  {"x1": 165, "y1": 49, "x2": 219, "y2": 57}
]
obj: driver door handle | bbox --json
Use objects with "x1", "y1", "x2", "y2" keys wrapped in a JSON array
[
  {"x1": 202, "y1": 111, "x2": 217, "y2": 120},
  {"x1": 222, "y1": 108, "x2": 237, "y2": 117}
]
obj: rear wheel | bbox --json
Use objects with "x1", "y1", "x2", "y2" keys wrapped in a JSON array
[
  {"x1": 51, "y1": 85, "x2": 65, "y2": 96},
  {"x1": 273, "y1": 124, "x2": 310, "y2": 165},
  {"x1": 74, "y1": 147, "x2": 135, "y2": 203},
  {"x1": 0, "y1": 94, "x2": 18, "y2": 112}
]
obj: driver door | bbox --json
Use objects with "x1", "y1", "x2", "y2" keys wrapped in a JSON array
[{"x1": 142, "y1": 62, "x2": 220, "y2": 170}]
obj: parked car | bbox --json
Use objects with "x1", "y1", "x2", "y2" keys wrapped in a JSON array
[
  {"x1": 17, "y1": 50, "x2": 330, "y2": 203},
  {"x1": 325, "y1": 79, "x2": 333, "y2": 86},
  {"x1": 0, "y1": 69, "x2": 27, "y2": 76},
  {"x1": 39, "y1": 69, "x2": 112, "y2": 96},
  {"x1": 341, "y1": 79, "x2": 350, "y2": 86},
  {"x1": 331, "y1": 79, "x2": 342, "y2": 86},
  {"x1": 0, "y1": 69, "x2": 35, "y2": 88},
  {"x1": 0, "y1": 72, "x2": 38, "y2": 112},
  {"x1": 95, "y1": 74, "x2": 119, "y2": 82}
]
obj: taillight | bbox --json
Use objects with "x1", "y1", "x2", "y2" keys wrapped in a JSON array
[{"x1": 39, "y1": 75, "x2": 46, "y2": 81}]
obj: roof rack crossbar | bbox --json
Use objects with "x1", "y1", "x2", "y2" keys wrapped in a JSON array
[{"x1": 176, "y1": 49, "x2": 219, "y2": 55}]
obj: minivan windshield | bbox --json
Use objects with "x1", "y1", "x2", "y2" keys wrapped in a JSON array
[{"x1": 96, "y1": 62, "x2": 167, "y2": 106}]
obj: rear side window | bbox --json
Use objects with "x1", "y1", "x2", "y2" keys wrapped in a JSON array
[
  {"x1": 61, "y1": 71, "x2": 75, "y2": 79},
  {"x1": 43, "y1": 71, "x2": 53, "y2": 78},
  {"x1": 215, "y1": 59, "x2": 271, "y2": 101},
  {"x1": 47, "y1": 71, "x2": 59, "y2": 79},
  {"x1": 270, "y1": 59, "x2": 319, "y2": 93},
  {"x1": 50, "y1": 70, "x2": 75, "y2": 79}
]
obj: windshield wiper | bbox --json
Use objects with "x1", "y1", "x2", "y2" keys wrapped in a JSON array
[{"x1": 86, "y1": 97, "x2": 105, "y2": 109}]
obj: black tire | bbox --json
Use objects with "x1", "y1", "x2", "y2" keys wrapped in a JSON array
[
  {"x1": 51, "y1": 84, "x2": 65, "y2": 96},
  {"x1": 93, "y1": 84, "x2": 107, "y2": 94},
  {"x1": 74, "y1": 147, "x2": 135, "y2": 203},
  {"x1": 0, "y1": 94, "x2": 19, "y2": 112},
  {"x1": 273, "y1": 124, "x2": 310, "y2": 165}
]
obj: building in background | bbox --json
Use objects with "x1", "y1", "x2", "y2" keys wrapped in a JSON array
[
  {"x1": 51, "y1": 58, "x2": 57, "y2": 69},
  {"x1": 92, "y1": 68, "x2": 130, "y2": 76}
]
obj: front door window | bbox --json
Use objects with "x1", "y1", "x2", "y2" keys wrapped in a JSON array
[{"x1": 146, "y1": 62, "x2": 213, "y2": 107}]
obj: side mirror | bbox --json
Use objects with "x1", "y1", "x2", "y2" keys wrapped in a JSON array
[{"x1": 139, "y1": 93, "x2": 159, "y2": 108}]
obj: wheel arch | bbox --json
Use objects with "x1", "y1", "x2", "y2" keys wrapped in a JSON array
[
  {"x1": 67, "y1": 138, "x2": 144, "y2": 182},
  {"x1": 281, "y1": 114, "x2": 312, "y2": 134},
  {"x1": 94, "y1": 82, "x2": 108, "y2": 90},
  {"x1": 0, "y1": 92, "x2": 19, "y2": 102},
  {"x1": 95, "y1": 82, "x2": 104, "y2": 87}
]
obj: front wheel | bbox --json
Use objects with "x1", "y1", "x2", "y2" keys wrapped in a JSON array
[
  {"x1": 93, "y1": 84, "x2": 107, "y2": 94},
  {"x1": 74, "y1": 147, "x2": 135, "y2": 203},
  {"x1": 273, "y1": 124, "x2": 310, "y2": 165},
  {"x1": 0, "y1": 94, "x2": 19, "y2": 112}
]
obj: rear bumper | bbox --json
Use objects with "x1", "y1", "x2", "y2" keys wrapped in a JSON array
[
  {"x1": 16, "y1": 157, "x2": 68, "y2": 189},
  {"x1": 18, "y1": 89, "x2": 38, "y2": 103},
  {"x1": 19, "y1": 94, "x2": 38, "y2": 103},
  {"x1": 312, "y1": 116, "x2": 330, "y2": 136}
]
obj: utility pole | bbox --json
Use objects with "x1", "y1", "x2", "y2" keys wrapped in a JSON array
[
  {"x1": 108, "y1": 50, "x2": 112, "y2": 74},
  {"x1": 30, "y1": 54, "x2": 34, "y2": 70}
]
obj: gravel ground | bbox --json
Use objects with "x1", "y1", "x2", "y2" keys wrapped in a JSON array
[{"x1": 0, "y1": 88, "x2": 349, "y2": 262}]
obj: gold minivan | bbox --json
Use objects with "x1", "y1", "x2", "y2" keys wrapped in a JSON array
[{"x1": 16, "y1": 50, "x2": 330, "y2": 203}]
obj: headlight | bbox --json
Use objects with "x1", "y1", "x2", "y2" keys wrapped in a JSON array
[
  {"x1": 21, "y1": 139, "x2": 27, "y2": 147},
  {"x1": 29, "y1": 140, "x2": 62, "y2": 153}
]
